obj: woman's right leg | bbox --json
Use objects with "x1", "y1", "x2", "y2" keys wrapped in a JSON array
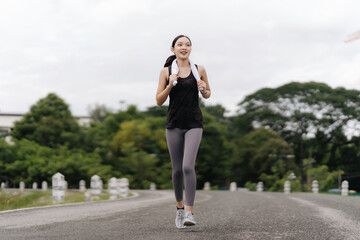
[
  {"x1": 166, "y1": 128, "x2": 185, "y2": 204},
  {"x1": 183, "y1": 128, "x2": 203, "y2": 211},
  {"x1": 167, "y1": 128, "x2": 187, "y2": 228}
]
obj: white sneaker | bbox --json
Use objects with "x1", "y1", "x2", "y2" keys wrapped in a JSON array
[
  {"x1": 183, "y1": 211, "x2": 196, "y2": 226},
  {"x1": 175, "y1": 209, "x2": 186, "y2": 229}
]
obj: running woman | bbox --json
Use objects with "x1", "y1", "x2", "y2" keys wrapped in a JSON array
[{"x1": 156, "y1": 35, "x2": 211, "y2": 228}]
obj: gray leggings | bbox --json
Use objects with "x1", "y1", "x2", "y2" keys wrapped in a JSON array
[{"x1": 166, "y1": 128, "x2": 203, "y2": 206}]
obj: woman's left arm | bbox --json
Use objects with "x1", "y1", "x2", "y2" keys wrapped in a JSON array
[{"x1": 197, "y1": 65, "x2": 211, "y2": 99}]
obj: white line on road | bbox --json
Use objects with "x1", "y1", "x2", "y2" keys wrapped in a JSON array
[{"x1": 290, "y1": 196, "x2": 360, "y2": 240}]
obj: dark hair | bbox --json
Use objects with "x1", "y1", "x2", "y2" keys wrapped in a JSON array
[{"x1": 163, "y1": 35, "x2": 192, "y2": 67}]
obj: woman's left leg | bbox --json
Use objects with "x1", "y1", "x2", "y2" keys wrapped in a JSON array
[{"x1": 183, "y1": 128, "x2": 203, "y2": 211}]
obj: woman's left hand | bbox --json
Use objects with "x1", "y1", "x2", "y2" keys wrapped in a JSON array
[{"x1": 197, "y1": 80, "x2": 207, "y2": 92}]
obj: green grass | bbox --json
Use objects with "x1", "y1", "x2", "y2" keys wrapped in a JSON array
[
  {"x1": 0, "y1": 190, "x2": 130, "y2": 211},
  {"x1": 0, "y1": 190, "x2": 51, "y2": 211},
  {"x1": 93, "y1": 193, "x2": 110, "y2": 202}
]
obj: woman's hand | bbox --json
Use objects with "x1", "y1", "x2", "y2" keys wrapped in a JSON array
[
  {"x1": 156, "y1": 68, "x2": 177, "y2": 106},
  {"x1": 197, "y1": 79, "x2": 207, "y2": 92},
  {"x1": 169, "y1": 74, "x2": 179, "y2": 88}
]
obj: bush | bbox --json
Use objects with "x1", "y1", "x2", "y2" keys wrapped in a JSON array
[
  {"x1": 244, "y1": 181, "x2": 256, "y2": 191},
  {"x1": 307, "y1": 165, "x2": 343, "y2": 192},
  {"x1": 259, "y1": 171, "x2": 302, "y2": 192}
]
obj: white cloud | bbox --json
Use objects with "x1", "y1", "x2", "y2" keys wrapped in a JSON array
[{"x1": 1, "y1": 0, "x2": 360, "y2": 115}]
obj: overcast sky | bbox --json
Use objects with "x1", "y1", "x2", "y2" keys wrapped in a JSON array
[{"x1": 1, "y1": 0, "x2": 359, "y2": 116}]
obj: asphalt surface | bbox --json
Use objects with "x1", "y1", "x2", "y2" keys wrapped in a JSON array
[{"x1": 0, "y1": 190, "x2": 359, "y2": 240}]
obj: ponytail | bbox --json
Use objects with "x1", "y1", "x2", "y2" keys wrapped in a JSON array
[{"x1": 164, "y1": 55, "x2": 176, "y2": 67}]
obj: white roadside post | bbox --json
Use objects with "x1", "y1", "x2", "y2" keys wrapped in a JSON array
[
  {"x1": 204, "y1": 182, "x2": 211, "y2": 191},
  {"x1": 312, "y1": 180, "x2": 319, "y2": 194},
  {"x1": 118, "y1": 178, "x2": 129, "y2": 197},
  {"x1": 79, "y1": 180, "x2": 86, "y2": 192},
  {"x1": 42, "y1": 181, "x2": 48, "y2": 191},
  {"x1": 284, "y1": 181, "x2": 291, "y2": 194},
  {"x1": 341, "y1": 180, "x2": 349, "y2": 196},
  {"x1": 52, "y1": 172, "x2": 65, "y2": 203},
  {"x1": 91, "y1": 175, "x2": 102, "y2": 200},
  {"x1": 230, "y1": 182, "x2": 237, "y2": 192},
  {"x1": 150, "y1": 183, "x2": 156, "y2": 191},
  {"x1": 108, "y1": 177, "x2": 118, "y2": 200},
  {"x1": 19, "y1": 181, "x2": 25, "y2": 192},
  {"x1": 85, "y1": 190, "x2": 91, "y2": 202},
  {"x1": 257, "y1": 182, "x2": 264, "y2": 192}
]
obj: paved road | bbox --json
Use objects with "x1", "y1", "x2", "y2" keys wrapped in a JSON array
[{"x1": 0, "y1": 190, "x2": 359, "y2": 240}]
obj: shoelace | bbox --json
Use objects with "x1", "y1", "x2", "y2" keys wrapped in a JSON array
[{"x1": 185, "y1": 212, "x2": 194, "y2": 219}]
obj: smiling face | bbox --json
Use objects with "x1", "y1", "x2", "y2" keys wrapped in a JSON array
[{"x1": 171, "y1": 37, "x2": 192, "y2": 60}]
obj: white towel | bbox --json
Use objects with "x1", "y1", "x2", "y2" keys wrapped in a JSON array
[{"x1": 171, "y1": 59, "x2": 203, "y2": 90}]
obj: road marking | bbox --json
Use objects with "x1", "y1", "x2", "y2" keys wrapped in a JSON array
[
  {"x1": 290, "y1": 196, "x2": 360, "y2": 240},
  {"x1": 196, "y1": 191, "x2": 212, "y2": 204}
]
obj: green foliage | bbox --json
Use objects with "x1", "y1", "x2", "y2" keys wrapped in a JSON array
[
  {"x1": 110, "y1": 119, "x2": 155, "y2": 154},
  {"x1": 88, "y1": 103, "x2": 112, "y2": 123},
  {"x1": 1, "y1": 139, "x2": 112, "y2": 188},
  {"x1": 0, "y1": 191, "x2": 53, "y2": 210},
  {"x1": 146, "y1": 105, "x2": 168, "y2": 117},
  {"x1": 230, "y1": 128, "x2": 297, "y2": 185},
  {"x1": 2, "y1": 83, "x2": 360, "y2": 192},
  {"x1": 196, "y1": 111, "x2": 232, "y2": 188},
  {"x1": 238, "y1": 81, "x2": 360, "y2": 152},
  {"x1": 244, "y1": 181, "x2": 256, "y2": 191},
  {"x1": 258, "y1": 173, "x2": 279, "y2": 191},
  {"x1": 118, "y1": 149, "x2": 158, "y2": 189},
  {"x1": 235, "y1": 82, "x2": 360, "y2": 188},
  {"x1": 203, "y1": 104, "x2": 227, "y2": 124},
  {"x1": 307, "y1": 165, "x2": 343, "y2": 192},
  {"x1": 11, "y1": 93, "x2": 82, "y2": 148},
  {"x1": 259, "y1": 172, "x2": 302, "y2": 192},
  {"x1": 0, "y1": 190, "x2": 98, "y2": 211}
]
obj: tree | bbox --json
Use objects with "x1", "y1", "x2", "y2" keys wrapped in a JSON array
[
  {"x1": 110, "y1": 119, "x2": 161, "y2": 188},
  {"x1": 110, "y1": 120, "x2": 152, "y2": 154},
  {"x1": 3, "y1": 138, "x2": 113, "y2": 188},
  {"x1": 196, "y1": 111, "x2": 232, "y2": 188},
  {"x1": 145, "y1": 106, "x2": 168, "y2": 118},
  {"x1": 11, "y1": 93, "x2": 82, "y2": 148},
  {"x1": 203, "y1": 104, "x2": 227, "y2": 124},
  {"x1": 307, "y1": 165, "x2": 343, "y2": 192},
  {"x1": 87, "y1": 103, "x2": 112, "y2": 123},
  {"x1": 118, "y1": 147, "x2": 158, "y2": 189},
  {"x1": 238, "y1": 82, "x2": 360, "y2": 139},
  {"x1": 229, "y1": 128, "x2": 297, "y2": 186},
  {"x1": 235, "y1": 82, "x2": 360, "y2": 186}
]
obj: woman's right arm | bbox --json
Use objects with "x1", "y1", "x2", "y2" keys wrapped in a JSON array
[{"x1": 156, "y1": 68, "x2": 177, "y2": 105}]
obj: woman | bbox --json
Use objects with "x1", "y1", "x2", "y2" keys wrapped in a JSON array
[{"x1": 156, "y1": 35, "x2": 211, "y2": 228}]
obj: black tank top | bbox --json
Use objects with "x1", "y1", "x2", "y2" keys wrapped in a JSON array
[{"x1": 166, "y1": 66, "x2": 203, "y2": 129}]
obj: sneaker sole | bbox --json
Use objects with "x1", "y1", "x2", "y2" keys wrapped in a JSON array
[
  {"x1": 183, "y1": 220, "x2": 196, "y2": 226},
  {"x1": 176, "y1": 225, "x2": 186, "y2": 229}
]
